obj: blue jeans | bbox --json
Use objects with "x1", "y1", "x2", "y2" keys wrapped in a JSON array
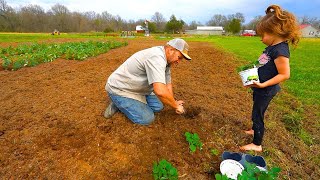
[{"x1": 108, "y1": 93, "x2": 163, "y2": 125}]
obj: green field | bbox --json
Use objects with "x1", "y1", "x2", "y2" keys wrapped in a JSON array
[
  {"x1": 187, "y1": 36, "x2": 320, "y2": 106},
  {"x1": 1, "y1": 33, "x2": 319, "y2": 106},
  {"x1": 0, "y1": 33, "x2": 319, "y2": 178},
  {"x1": 0, "y1": 32, "x2": 114, "y2": 43},
  {"x1": 185, "y1": 35, "x2": 319, "y2": 147}
]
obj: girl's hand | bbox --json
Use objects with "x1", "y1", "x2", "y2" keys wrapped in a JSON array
[{"x1": 246, "y1": 81, "x2": 266, "y2": 88}]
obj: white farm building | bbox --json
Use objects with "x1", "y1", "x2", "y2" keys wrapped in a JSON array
[
  {"x1": 185, "y1": 26, "x2": 224, "y2": 35},
  {"x1": 300, "y1": 24, "x2": 319, "y2": 38},
  {"x1": 135, "y1": 25, "x2": 145, "y2": 33}
]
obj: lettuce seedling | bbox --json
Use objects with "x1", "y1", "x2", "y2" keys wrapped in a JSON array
[
  {"x1": 153, "y1": 159, "x2": 178, "y2": 180},
  {"x1": 185, "y1": 132, "x2": 203, "y2": 153}
]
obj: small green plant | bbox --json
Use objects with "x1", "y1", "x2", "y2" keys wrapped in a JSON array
[
  {"x1": 247, "y1": 75, "x2": 259, "y2": 81},
  {"x1": 0, "y1": 41, "x2": 127, "y2": 70},
  {"x1": 237, "y1": 61, "x2": 259, "y2": 72},
  {"x1": 215, "y1": 174, "x2": 230, "y2": 180},
  {"x1": 1, "y1": 55, "x2": 11, "y2": 70},
  {"x1": 152, "y1": 159, "x2": 178, "y2": 180},
  {"x1": 215, "y1": 162, "x2": 281, "y2": 180},
  {"x1": 210, "y1": 148, "x2": 219, "y2": 156},
  {"x1": 185, "y1": 132, "x2": 203, "y2": 153}
]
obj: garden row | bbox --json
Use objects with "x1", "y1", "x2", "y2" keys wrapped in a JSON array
[
  {"x1": 0, "y1": 40, "x2": 128, "y2": 70},
  {"x1": 153, "y1": 132, "x2": 280, "y2": 180}
]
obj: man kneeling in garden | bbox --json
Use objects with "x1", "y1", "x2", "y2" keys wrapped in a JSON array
[{"x1": 104, "y1": 38, "x2": 191, "y2": 125}]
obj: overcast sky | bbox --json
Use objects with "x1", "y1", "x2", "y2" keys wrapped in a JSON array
[{"x1": 7, "y1": 0, "x2": 320, "y2": 24}]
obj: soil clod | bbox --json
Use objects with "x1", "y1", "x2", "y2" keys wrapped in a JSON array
[{"x1": 183, "y1": 106, "x2": 201, "y2": 119}]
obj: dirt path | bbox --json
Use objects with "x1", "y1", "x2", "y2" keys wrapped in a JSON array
[{"x1": 0, "y1": 38, "x2": 318, "y2": 179}]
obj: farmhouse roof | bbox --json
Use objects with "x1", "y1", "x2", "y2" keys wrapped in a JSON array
[
  {"x1": 299, "y1": 24, "x2": 311, "y2": 29},
  {"x1": 136, "y1": 25, "x2": 144, "y2": 31},
  {"x1": 196, "y1": 26, "x2": 224, "y2": 31}
]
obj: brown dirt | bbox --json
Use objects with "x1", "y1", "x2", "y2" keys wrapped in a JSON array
[{"x1": 0, "y1": 38, "x2": 319, "y2": 179}]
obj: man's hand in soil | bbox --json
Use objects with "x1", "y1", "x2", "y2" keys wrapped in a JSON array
[{"x1": 175, "y1": 104, "x2": 185, "y2": 114}]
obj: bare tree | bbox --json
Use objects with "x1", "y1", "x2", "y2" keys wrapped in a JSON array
[
  {"x1": 69, "y1": 12, "x2": 87, "y2": 32},
  {"x1": 206, "y1": 14, "x2": 227, "y2": 26},
  {"x1": 82, "y1": 11, "x2": 102, "y2": 32},
  {"x1": 112, "y1": 15, "x2": 125, "y2": 32},
  {"x1": 0, "y1": 0, "x2": 16, "y2": 31},
  {"x1": 19, "y1": 4, "x2": 47, "y2": 32},
  {"x1": 234, "y1": 12, "x2": 245, "y2": 24},
  {"x1": 101, "y1": 11, "x2": 117, "y2": 32},
  {"x1": 244, "y1": 15, "x2": 263, "y2": 31},
  {"x1": 227, "y1": 13, "x2": 245, "y2": 24},
  {"x1": 50, "y1": 4, "x2": 70, "y2": 32},
  {"x1": 186, "y1": 20, "x2": 202, "y2": 30},
  {"x1": 121, "y1": 19, "x2": 136, "y2": 31},
  {"x1": 300, "y1": 16, "x2": 320, "y2": 29},
  {"x1": 151, "y1": 12, "x2": 166, "y2": 32},
  {"x1": 5, "y1": 0, "x2": 320, "y2": 35}
]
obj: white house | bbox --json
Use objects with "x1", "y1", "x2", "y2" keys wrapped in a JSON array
[
  {"x1": 300, "y1": 24, "x2": 319, "y2": 38},
  {"x1": 185, "y1": 26, "x2": 224, "y2": 35},
  {"x1": 135, "y1": 25, "x2": 145, "y2": 33}
]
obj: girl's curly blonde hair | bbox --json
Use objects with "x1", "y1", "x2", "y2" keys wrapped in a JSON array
[{"x1": 256, "y1": 4, "x2": 301, "y2": 47}]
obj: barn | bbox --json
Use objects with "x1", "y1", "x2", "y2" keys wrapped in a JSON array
[
  {"x1": 300, "y1": 24, "x2": 319, "y2": 38},
  {"x1": 135, "y1": 25, "x2": 145, "y2": 33},
  {"x1": 185, "y1": 26, "x2": 225, "y2": 35}
]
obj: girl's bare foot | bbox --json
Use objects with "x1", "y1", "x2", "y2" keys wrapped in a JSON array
[
  {"x1": 244, "y1": 129, "x2": 254, "y2": 135},
  {"x1": 240, "y1": 143, "x2": 262, "y2": 152}
]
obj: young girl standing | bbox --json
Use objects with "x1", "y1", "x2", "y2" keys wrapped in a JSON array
[{"x1": 240, "y1": 4, "x2": 301, "y2": 152}]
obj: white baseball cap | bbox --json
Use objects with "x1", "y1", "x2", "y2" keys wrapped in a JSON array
[{"x1": 167, "y1": 38, "x2": 191, "y2": 60}]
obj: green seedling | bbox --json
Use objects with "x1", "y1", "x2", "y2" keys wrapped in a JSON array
[
  {"x1": 215, "y1": 162, "x2": 281, "y2": 180},
  {"x1": 215, "y1": 174, "x2": 230, "y2": 180},
  {"x1": 185, "y1": 132, "x2": 203, "y2": 153},
  {"x1": 237, "y1": 61, "x2": 259, "y2": 72},
  {"x1": 247, "y1": 75, "x2": 259, "y2": 81},
  {"x1": 210, "y1": 148, "x2": 219, "y2": 156},
  {"x1": 153, "y1": 159, "x2": 178, "y2": 180}
]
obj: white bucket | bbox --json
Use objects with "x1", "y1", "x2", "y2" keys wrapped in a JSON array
[
  {"x1": 220, "y1": 159, "x2": 244, "y2": 180},
  {"x1": 239, "y1": 67, "x2": 259, "y2": 86}
]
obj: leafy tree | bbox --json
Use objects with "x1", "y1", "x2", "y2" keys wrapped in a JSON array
[
  {"x1": 147, "y1": 21, "x2": 156, "y2": 33},
  {"x1": 165, "y1": 15, "x2": 185, "y2": 34},
  {"x1": 139, "y1": 20, "x2": 156, "y2": 33},
  {"x1": 225, "y1": 18, "x2": 241, "y2": 34}
]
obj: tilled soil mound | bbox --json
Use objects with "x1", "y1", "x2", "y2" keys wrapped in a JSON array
[{"x1": 0, "y1": 38, "x2": 319, "y2": 179}]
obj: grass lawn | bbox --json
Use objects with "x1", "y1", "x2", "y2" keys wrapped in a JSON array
[
  {"x1": 187, "y1": 36, "x2": 320, "y2": 106},
  {"x1": 0, "y1": 32, "x2": 114, "y2": 43}
]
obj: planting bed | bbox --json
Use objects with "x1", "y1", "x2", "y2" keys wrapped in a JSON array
[{"x1": 0, "y1": 38, "x2": 319, "y2": 179}]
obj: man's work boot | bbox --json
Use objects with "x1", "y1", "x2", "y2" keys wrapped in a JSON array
[{"x1": 104, "y1": 102, "x2": 118, "y2": 119}]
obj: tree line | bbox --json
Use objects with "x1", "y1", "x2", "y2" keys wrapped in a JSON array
[{"x1": 1, "y1": 0, "x2": 319, "y2": 34}]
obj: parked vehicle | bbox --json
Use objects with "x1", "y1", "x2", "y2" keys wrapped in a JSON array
[{"x1": 241, "y1": 30, "x2": 256, "y2": 36}]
